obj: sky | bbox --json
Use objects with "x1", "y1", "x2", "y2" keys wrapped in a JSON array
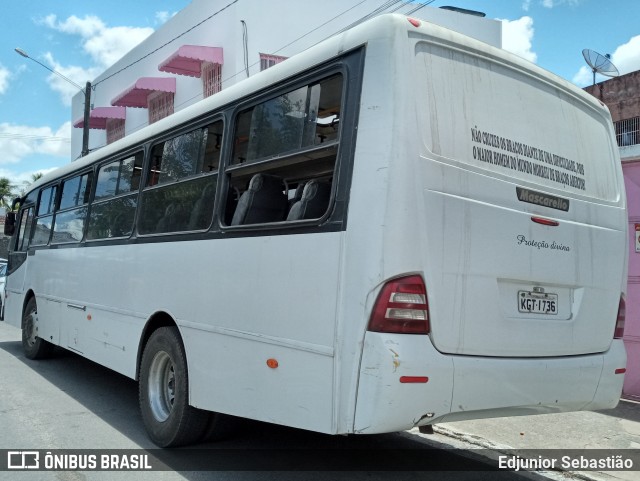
[{"x1": 0, "y1": 0, "x2": 639, "y2": 193}]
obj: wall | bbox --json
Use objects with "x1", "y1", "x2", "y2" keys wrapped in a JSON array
[
  {"x1": 584, "y1": 70, "x2": 640, "y2": 122},
  {"x1": 586, "y1": 71, "x2": 640, "y2": 400}
]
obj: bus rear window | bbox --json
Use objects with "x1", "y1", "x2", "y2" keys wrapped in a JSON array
[{"x1": 414, "y1": 41, "x2": 620, "y2": 203}]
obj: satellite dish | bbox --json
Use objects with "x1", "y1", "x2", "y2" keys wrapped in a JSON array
[{"x1": 582, "y1": 49, "x2": 619, "y2": 85}]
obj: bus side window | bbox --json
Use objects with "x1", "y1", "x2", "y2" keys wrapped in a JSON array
[
  {"x1": 138, "y1": 121, "x2": 222, "y2": 235},
  {"x1": 31, "y1": 185, "x2": 58, "y2": 246},
  {"x1": 52, "y1": 172, "x2": 92, "y2": 244},
  {"x1": 225, "y1": 73, "x2": 342, "y2": 226},
  {"x1": 87, "y1": 152, "x2": 143, "y2": 240}
]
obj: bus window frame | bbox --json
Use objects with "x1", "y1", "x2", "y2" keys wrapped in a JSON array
[
  {"x1": 86, "y1": 149, "x2": 145, "y2": 242},
  {"x1": 50, "y1": 170, "x2": 93, "y2": 245},
  {"x1": 30, "y1": 182, "x2": 60, "y2": 247},
  {"x1": 7, "y1": 48, "x2": 364, "y2": 251},
  {"x1": 15, "y1": 204, "x2": 35, "y2": 252},
  {"x1": 218, "y1": 61, "x2": 352, "y2": 233},
  {"x1": 136, "y1": 117, "x2": 225, "y2": 238}
]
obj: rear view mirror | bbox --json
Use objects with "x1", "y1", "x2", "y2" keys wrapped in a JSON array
[{"x1": 4, "y1": 212, "x2": 15, "y2": 236}]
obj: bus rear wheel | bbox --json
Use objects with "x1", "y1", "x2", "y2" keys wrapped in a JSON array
[
  {"x1": 139, "y1": 326, "x2": 208, "y2": 447},
  {"x1": 22, "y1": 297, "x2": 53, "y2": 360}
]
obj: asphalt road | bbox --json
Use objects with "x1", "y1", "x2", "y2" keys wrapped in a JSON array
[{"x1": 0, "y1": 321, "x2": 546, "y2": 481}]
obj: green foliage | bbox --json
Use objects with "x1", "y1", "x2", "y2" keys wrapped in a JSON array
[{"x1": 0, "y1": 177, "x2": 16, "y2": 211}]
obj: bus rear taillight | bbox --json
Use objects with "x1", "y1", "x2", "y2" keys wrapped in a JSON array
[
  {"x1": 614, "y1": 295, "x2": 626, "y2": 339},
  {"x1": 368, "y1": 275, "x2": 429, "y2": 334}
]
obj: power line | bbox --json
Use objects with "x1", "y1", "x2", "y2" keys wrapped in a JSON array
[
  {"x1": 336, "y1": 0, "x2": 404, "y2": 34},
  {"x1": 110, "y1": 0, "x2": 376, "y2": 133},
  {"x1": 93, "y1": 0, "x2": 240, "y2": 88},
  {"x1": 270, "y1": 0, "x2": 370, "y2": 56},
  {"x1": 0, "y1": 133, "x2": 71, "y2": 143},
  {"x1": 405, "y1": 0, "x2": 437, "y2": 16},
  {"x1": 89, "y1": 0, "x2": 439, "y2": 142}
]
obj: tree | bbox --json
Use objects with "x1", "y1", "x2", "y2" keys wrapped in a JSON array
[
  {"x1": 0, "y1": 177, "x2": 15, "y2": 211},
  {"x1": 17, "y1": 172, "x2": 45, "y2": 199}
]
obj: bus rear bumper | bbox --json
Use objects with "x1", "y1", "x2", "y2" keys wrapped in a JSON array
[{"x1": 353, "y1": 333, "x2": 626, "y2": 434}]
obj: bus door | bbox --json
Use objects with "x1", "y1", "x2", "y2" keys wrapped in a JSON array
[{"x1": 4, "y1": 206, "x2": 34, "y2": 327}]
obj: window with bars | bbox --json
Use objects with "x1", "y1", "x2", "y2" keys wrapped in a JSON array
[
  {"x1": 106, "y1": 118, "x2": 126, "y2": 144},
  {"x1": 615, "y1": 117, "x2": 639, "y2": 147},
  {"x1": 260, "y1": 53, "x2": 288, "y2": 71},
  {"x1": 202, "y1": 62, "x2": 222, "y2": 98},
  {"x1": 148, "y1": 91, "x2": 175, "y2": 124}
]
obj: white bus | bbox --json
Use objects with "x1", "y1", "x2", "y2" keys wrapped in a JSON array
[{"x1": 2, "y1": 14, "x2": 627, "y2": 447}]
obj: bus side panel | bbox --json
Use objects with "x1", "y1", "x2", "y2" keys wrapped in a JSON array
[
  {"x1": 182, "y1": 233, "x2": 342, "y2": 432},
  {"x1": 23, "y1": 247, "x2": 143, "y2": 378},
  {"x1": 353, "y1": 332, "x2": 454, "y2": 433},
  {"x1": 5, "y1": 256, "x2": 62, "y2": 346},
  {"x1": 183, "y1": 233, "x2": 341, "y2": 434},
  {"x1": 4, "y1": 257, "x2": 28, "y2": 330},
  {"x1": 185, "y1": 332, "x2": 335, "y2": 433}
]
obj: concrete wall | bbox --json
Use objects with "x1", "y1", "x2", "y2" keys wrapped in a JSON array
[{"x1": 584, "y1": 70, "x2": 640, "y2": 122}]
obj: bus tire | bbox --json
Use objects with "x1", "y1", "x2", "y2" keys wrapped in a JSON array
[
  {"x1": 139, "y1": 326, "x2": 208, "y2": 447},
  {"x1": 22, "y1": 297, "x2": 53, "y2": 360}
]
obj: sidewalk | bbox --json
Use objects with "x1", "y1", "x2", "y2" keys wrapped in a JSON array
[{"x1": 418, "y1": 399, "x2": 640, "y2": 480}]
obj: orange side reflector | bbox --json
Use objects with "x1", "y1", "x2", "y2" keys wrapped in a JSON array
[{"x1": 266, "y1": 358, "x2": 279, "y2": 369}]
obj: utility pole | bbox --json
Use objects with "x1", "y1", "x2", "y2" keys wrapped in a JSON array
[
  {"x1": 15, "y1": 48, "x2": 92, "y2": 157},
  {"x1": 82, "y1": 82, "x2": 92, "y2": 157}
]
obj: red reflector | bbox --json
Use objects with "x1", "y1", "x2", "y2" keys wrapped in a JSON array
[
  {"x1": 615, "y1": 368, "x2": 626, "y2": 375},
  {"x1": 368, "y1": 275, "x2": 430, "y2": 335},
  {"x1": 531, "y1": 216, "x2": 559, "y2": 226},
  {"x1": 407, "y1": 18, "x2": 421, "y2": 28},
  {"x1": 400, "y1": 376, "x2": 429, "y2": 383},
  {"x1": 615, "y1": 295, "x2": 626, "y2": 339}
]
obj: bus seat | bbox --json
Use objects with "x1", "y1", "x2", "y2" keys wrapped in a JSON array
[
  {"x1": 111, "y1": 213, "x2": 130, "y2": 237},
  {"x1": 156, "y1": 203, "x2": 188, "y2": 233},
  {"x1": 224, "y1": 186, "x2": 240, "y2": 225},
  {"x1": 188, "y1": 183, "x2": 216, "y2": 230},
  {"x1": 155, "y1": 204, "x2": 174, "y2": 232},
  {"x1": 288, "y1": 183, "x2": 305, "y2": 209},
  {"x1": 286, "y1": 180, "x2": 331, "y2": 221},
  {"x1": 231, "y1": 173, "x2": 287, "y2": 225}
]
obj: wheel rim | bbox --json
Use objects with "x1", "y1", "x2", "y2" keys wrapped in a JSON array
[
  {"x1": 148, "y1": 351, "x2": 176, "y2": 422},
  {"x1": 24, "y1": 310, "x2": 38, "y2": 347}
]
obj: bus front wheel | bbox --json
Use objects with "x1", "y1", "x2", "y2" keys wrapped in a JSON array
[
  {"x1": 22, "y1": 297, "x2": 53, "y2": 360},
  {"x1": 139, "y1": 326, "x2": 208, "y2": 447}
]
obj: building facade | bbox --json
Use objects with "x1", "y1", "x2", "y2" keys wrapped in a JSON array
[
  {"x1": 70, "y1": 0, "x2": 500, "y2": 158},
  {"x1": 585, "y1": 71, "x2": 640, "y2": 401}
]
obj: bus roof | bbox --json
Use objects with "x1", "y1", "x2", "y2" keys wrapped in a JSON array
[{"x1": 27, "y1": 13, "x2": 608, "y2": 195}]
